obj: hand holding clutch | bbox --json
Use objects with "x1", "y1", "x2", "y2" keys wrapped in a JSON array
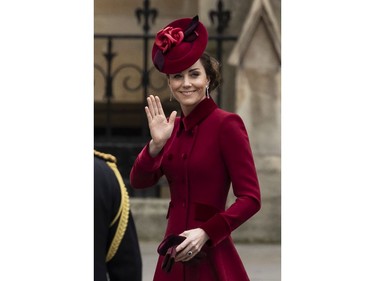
[
  {"x1": 158, "y1": 234, "x2": 186, "y2": 272},
  {"x1": 157, "y1": 234, "x2": 207, "y2": 273}
]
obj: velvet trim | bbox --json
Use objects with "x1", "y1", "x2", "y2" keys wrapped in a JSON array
[
  {"x1": 179, "y1": 98, "x2": 218, "y2": 132},
  {"x1": 200, "y1": 213, "x2": 231, "y2": 247}
]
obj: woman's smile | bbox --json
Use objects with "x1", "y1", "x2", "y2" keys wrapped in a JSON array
[{"x1": 179, "y1": 90, "x2": 197, "y2": 96}]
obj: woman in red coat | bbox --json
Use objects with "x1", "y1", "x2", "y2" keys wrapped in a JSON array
[{"x1": 130, "y1": 15, "x2": 261, "y2": 281}]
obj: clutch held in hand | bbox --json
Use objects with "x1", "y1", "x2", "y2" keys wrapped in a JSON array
[
  {"x1": 157, "y1": 234, "x2": 186, "y2": 256},
  {"x1": 157, "y1": 234, "x2": 208, "y2": 272},
  {"x1": 158, "y1": 234, "x2": 186, "y2": 273}
]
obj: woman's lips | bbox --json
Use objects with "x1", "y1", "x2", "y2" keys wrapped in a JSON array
[{"x1": 179, "y1": 90, "x2": 196, "y2": 96}]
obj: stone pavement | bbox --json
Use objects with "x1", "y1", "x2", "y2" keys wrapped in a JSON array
[{"x1": 139, "y1": 241, "x2": 281, "y2": 281}]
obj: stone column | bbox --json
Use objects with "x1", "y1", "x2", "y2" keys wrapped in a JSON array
[{"x1": 228, "y1": 0, "x2": 281, "y2": 242}]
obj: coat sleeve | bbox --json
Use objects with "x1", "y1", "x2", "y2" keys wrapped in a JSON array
[
  {"x1": 200, "y1": 114, "x2": 261, "y2": 246},
  {"x1": 129, "y1": 142, "x2": 164, "y2": 188}
]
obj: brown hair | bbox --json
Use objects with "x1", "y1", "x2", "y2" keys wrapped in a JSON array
[{"x1": 200, "y1": 52, "x2": 222, "y2": 93}]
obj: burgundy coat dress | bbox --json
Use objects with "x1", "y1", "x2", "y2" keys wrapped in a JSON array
[{"x1": 130, "y1": 98, "x2": 261, "y2": 281}]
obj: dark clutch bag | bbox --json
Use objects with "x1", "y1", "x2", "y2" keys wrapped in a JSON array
[{"x1": 157, "y1": 234, "x2": 207, "y2": 273}]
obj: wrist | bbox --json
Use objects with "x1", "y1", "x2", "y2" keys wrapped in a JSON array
[
  {"x1": 149, "y1": 139, "x2": 166, "y2": 157},
  {"x1": 198, "y1": 228, "x2": 210, "y2": 244}
]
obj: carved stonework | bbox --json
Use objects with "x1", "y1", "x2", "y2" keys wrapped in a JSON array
[{"x1": 228, "y1": 0, "x2": 281, "y2": 242}]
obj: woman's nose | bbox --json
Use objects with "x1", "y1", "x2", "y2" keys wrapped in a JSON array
[{"x1": 182, "y1": 77, "x2": 192, "y2": 87}]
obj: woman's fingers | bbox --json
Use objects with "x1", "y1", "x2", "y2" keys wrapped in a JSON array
[
  {"x1": 150, "y1": 95, "x2": 159, "y2": 115},
  {"x1": 147, "y1": 95, "x2": 165, "y2": 117},
  {"x1": 175, "y1": 237, "x2": 188, "y2": 254},
  {"x1": 146, "y1": 96, "x2": 155, "y2": 117},
  {"x1": 155, "y1": 96, "x2": 164, "y2": 116},
  {"x1": 175, "y1": 238, "x2": 199, "y2": 262},
  {"x1": 169, "y1": 111, "x2": 177, "y2": 124},
  {"x1": 175, "y1": 246, "x2": 196, "y2": 262},
  {"x1": 145, "y1": 106, "x2": 152, "y2": 123},
  {"x1": 174, "y1": 228, "x2": 209, "y2": 262}
]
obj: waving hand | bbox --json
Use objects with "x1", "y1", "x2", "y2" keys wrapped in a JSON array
[{"x1": 145, "y1": 95, "x2": 177, "y2": 157}]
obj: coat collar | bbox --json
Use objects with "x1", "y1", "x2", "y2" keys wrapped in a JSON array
[{"x1": 179, "y1": 98, "x2": 218, "y2": 132}]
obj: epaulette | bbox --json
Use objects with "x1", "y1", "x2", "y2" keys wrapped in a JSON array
[
  {"x1": 94, "y1": 149, "x2": 130, "y2": 262},
  {"x1": 94, "y1": 149, "x2": 117, "y2": 163}
]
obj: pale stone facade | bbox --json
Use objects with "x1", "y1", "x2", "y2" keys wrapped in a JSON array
[
  {"x1": 95, "y1": 0, "x2": 281, "y2": 243},
  {"x1": 228, "y1": 0, "x2": 281, "y2": 242}
]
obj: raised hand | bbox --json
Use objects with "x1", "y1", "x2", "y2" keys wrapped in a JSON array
[{"x1": 145, "y1": 95, "x2": 177, "y2": 157}]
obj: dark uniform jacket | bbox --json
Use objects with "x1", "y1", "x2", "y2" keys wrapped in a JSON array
[{"x1": 94, "y1": 153, "x2": 142, "y2": 281}]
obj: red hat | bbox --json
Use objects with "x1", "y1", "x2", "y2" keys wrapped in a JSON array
[{"x1": 152, "y1": 15, "x2": 208, "y2": 74}]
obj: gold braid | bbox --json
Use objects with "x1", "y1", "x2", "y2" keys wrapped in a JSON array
[{"x1": 94, "y1": 150, "x2": 130, "y2": 262}]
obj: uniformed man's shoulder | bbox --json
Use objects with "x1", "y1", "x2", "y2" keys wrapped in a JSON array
[{"x1": 94, "y1": 150, "x2": 117, "y2": 163}]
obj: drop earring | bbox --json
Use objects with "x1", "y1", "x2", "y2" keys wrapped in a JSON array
[
  {"x1": 205, "y1": 85, "x2": 210, "y2": 99},
  {"x1": 170, "y1": 92, "x2": 172, "y2": 101}
]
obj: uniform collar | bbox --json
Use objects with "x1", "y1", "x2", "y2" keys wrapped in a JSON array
[{"x1": 179, "y1": 98, "x2": 218, "y2": 132}]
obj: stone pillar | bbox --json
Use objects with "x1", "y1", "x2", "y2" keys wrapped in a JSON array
[{"x1": 228, "y1": 0, "x2": 281, "y2": 242}]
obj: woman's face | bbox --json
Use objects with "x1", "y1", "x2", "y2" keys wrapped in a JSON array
[{"x1": 168, "y1": 59, "x2": 209, "y2": 115}]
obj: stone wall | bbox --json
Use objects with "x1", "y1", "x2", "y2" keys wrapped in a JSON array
[{"x1": 228, "y1": 0, "x2": 281, "y2": 243}]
